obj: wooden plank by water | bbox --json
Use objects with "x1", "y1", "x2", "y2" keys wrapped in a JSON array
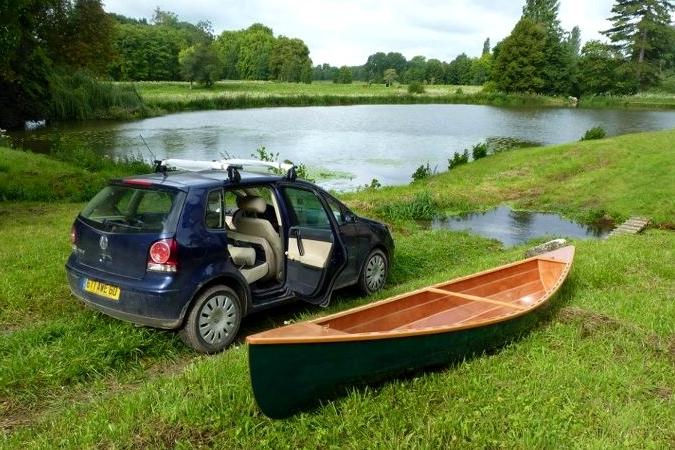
[{"x1": 607, "y1": 216, "x2": 650, "y2": 238}]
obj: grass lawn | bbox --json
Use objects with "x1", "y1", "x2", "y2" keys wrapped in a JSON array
[{"x1": 1, "y1": 130, "x2": 673, "y2": 447}]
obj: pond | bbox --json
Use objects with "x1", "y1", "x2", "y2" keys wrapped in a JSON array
[
  {"x1": 426, "y1": 206, "x2": 613, "y2": 246},
  {"x1": 9, "y1": 104, "x2": 675, "y2": 190}
]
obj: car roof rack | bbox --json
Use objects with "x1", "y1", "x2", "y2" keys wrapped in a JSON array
[{"x1": 154, "y1": 158, "x2": 297, "y2": 182}]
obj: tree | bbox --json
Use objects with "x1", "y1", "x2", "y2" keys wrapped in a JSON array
[
  {"x1": 521, "y1": 0, "x2": 577, "y2": 95},
  {"x1": 522, "y1": 0, "x2": 561, "y2": 32},
  {"x1": 215, "y1": 30, "x2": 242, "y2": 79},
  {"x1": 492, "y1": 18, "x2": 547, "y2": 92},
  {"x1": 237, "y1": 24, "x2": 275, "y2": 80},
  {"x1": 446, "y1": 53, "x2": 473, "y2": 84},
  {"x1": 335, "y1": 66, "x2": 353, "y2": 84},
  {"x1": 179, "y1": 44, "x2": 222, "y2": 87},
  {"x1": 0, "y1": 0, "x2": 73, "y2": 128},
  {"x1": 383, "y1": 68, "x2": 398, "y2": 86},
  {"x1": 110, "y1": 23, "x2": 183, "y2": 80},
  {"x1": 470, "y1": 54, "x2": 493, "y2": 85},
  {"x1": 314, "y1": 63, "x2": 338, "y2": 81},
  {"x1": 269, "y1": 36, "x2": 312, "y2": 82},
  {"x1": 482, "y1": 38, "x2": 491, "y2": 56},
  {"x1": 425, "y1": 59, "x2": 444, "y2": 84},
  {"x1": 578, "y1": 40, "x2": 638, "y2": 94},
  {"x1": 567, "y1": 26, "x2": 582, "y2": 57},
  {"x1": 58, "y1": 0, "x2": 114, "y2": 75},
  {"x1": 602, "y1": 0, "x2": 674, "y2": 88},
  {"x1": 404, "y1": 55, "x2": 427, "y2": 83},
  {"x1": 364, "y1": 52, "x2": 387, "y2": 82}
]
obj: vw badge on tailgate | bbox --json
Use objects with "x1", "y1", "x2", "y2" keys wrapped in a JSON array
[{"x1": 99, "y1": 235, "x2": 108, "y2": 251}]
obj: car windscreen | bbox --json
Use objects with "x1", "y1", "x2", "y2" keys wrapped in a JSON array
[{"x1": 80, "y1": 184, "x2": 185, "y2": 234}]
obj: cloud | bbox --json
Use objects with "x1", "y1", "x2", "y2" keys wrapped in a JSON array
[{"x1": 103, "y1": 0, "x2": 617, "y2": 66}]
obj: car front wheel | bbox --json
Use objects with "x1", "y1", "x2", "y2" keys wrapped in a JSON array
[
  {"x1": 358, "y1": 249, "x2": 389, "y2": 295},
  {"x1": 179, "y1": 285, "x2": 242, "y2": 353}
]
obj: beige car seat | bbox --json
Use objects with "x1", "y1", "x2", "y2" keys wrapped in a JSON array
[
  {"x1": 227, "y1": 244, "x2": 268, "y2": 284},
  {"x1": 231, "y1": 196, "x2": 284, "y2": 282}
]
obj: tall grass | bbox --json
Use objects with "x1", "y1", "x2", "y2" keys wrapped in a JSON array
[
  {"x1": 377, "y1": 191, "x2": 443, "y2": 221},
  {"x1": 49, "y1": 72, "x2": 148, "y2": 121}
]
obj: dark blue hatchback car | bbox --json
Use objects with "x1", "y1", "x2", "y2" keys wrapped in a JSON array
[{"x1": 66, "y1": 160, "x2": 394, "y2": 353}]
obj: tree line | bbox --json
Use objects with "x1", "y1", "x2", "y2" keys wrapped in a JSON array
[
  {"x1": 314, "y1": 42, "x2": 493, "y2": 86},
  {"x1": 110, "y1": 15, "x2": 312, "y2": 84},
  {"x1": 316, "y1": 0, "x2": 674, "y2": 96}
]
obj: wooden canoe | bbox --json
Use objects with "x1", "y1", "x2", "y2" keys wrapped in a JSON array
[{"x1": 247, "y1": 246, "x2": 574, "y2": 418}]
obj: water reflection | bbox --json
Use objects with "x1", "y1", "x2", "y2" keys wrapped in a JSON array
[
  {"x1": 9, "y1": 104, "x2": 675, "y2": 190},
  {"x1": 429, "y1": 206, "x2": 612, "y2": 246}
]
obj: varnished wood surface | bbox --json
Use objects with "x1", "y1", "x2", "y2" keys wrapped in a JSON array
[{"x1": 247, "y1": 246, "x2": 574, "y2": 344}]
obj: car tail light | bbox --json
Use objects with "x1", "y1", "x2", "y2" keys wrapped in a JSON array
[
  {"x1": 70, "y1": 225, "x2": 77, "y2": 249},
  {"x1": 147, "y1": 238, "x2": 178, "y2": 272}
]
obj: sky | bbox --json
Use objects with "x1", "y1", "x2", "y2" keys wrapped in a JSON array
[{"x1": 103, "y1": 0, "x2": 617, "y2": 66}]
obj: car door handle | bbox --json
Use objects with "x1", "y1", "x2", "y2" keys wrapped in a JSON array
[{"x1": 292, "y1": 229, "x2": 305, "y2": 256}]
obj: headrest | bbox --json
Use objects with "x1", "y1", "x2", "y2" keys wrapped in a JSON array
[{"x1": 238, "y1": 196, "x2": 266, "y2": 214}]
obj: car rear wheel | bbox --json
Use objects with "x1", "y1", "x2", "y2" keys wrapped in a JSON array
[
  {"x1": 179, "y1": 285, "x2": 242, "y2": 353},
  {"x1": 357, "y1": 249, "x2": 389, "y2": 295}
]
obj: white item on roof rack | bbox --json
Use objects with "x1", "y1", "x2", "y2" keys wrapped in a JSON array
[{"x1": 159, "y1": 158, "x2": 294, "y2": 173}]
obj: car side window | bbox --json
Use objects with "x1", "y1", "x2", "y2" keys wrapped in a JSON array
[
  {"x1": 282, "y1": 187, "x2": 331, "y2": 229},
  {"x1": 326, "y1": 196, "x2": 346, "y2": 224},
  {"x1": 205, "y1": 189, "x2": 224, "y2": 229}
]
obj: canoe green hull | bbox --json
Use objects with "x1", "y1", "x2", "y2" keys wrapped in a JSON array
[{"x1": 248, "y1": 304, "x2": 548, "y2": 418}]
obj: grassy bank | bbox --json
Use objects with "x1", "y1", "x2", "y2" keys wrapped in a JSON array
[
  {"x1": 0, "y1": 147, "x2": 150, "y2": 202},
  {"x1": 1, "y1": 131, "x2": 673, "y2": 447},
  {"x1": 579, "y1": 91, "x2": 675, "y2": 109},
  {"x1": 345, "y1": 128, "x2": 675, "y2": 227}
]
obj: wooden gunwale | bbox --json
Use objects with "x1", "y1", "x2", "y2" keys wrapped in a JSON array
[{"x1": 247, "y1": 247, "x2": 574, "y2": 345}]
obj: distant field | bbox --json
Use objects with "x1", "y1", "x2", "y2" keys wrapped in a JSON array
[
  {"x1": 130, "y1": 81, "x2": 675, "y2": 114},
  {"x1": 132, "y1": 80, "x2": 567, "y2": 112},
  {"x1": 135, "y1": 80, "x2": 484, "y2": 101}
]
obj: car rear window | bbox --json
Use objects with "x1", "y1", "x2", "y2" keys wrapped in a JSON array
[{"x1": 80, "y1": 184, "x2": 185, "y2": 234}]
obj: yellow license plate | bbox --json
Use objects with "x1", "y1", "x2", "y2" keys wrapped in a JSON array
[{"x1": 84, "y1": 279, "x2": 121, "y2": 301}]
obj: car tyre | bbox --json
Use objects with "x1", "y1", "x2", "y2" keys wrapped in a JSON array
[
  {"x1": 357, "y1": 249, "x2": 389, "y2": 295},
  {"x1": 179, "y1": 285, "x2": 242, "y2": 353}
]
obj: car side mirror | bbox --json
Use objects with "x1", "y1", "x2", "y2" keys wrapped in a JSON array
[{"x1": 343, "y1": 212, "x2": 357, "y2": 223}]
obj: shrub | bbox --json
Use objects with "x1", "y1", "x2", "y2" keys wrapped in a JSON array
[
  {"x1": 580, "y1": 126, "x2": 607, "y2": 141},
  {"x1": 455, "y1": 88, "x2": 464, "y2": 95},
  {"x1": 448, "y1": 150, "x2": 469, "y2": 170},
  {"x1": 411, "y1": 163, "x2": 432, "y2": 182},
  {"x1": 251, "y1": 145, "x2": 314, "y2": 181},
  {"x1": 471, "y1": 142, "x2": 489, "y2": 160},
  {"x1": 482, "y1": 81, "x2": 498, "y2": 93},
  {"x1": 408, "y1": 82, "x2": 425, "y2": 94},
  {"x1": 364, "y1": 178, "x2": 381, "y2": 190}
]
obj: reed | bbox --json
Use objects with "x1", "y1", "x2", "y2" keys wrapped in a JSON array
[{"x1": 48, "y1": 72, "x2": 148, "y2": 121}]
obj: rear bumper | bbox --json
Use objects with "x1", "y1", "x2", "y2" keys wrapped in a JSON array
[{"x1": 66, "y1": 263, "x2": 189, "y2": 329}]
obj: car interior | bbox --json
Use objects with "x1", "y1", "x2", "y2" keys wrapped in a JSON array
[{"x1": 219, "y1": 187, "x2": 285, "y2": 288}]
